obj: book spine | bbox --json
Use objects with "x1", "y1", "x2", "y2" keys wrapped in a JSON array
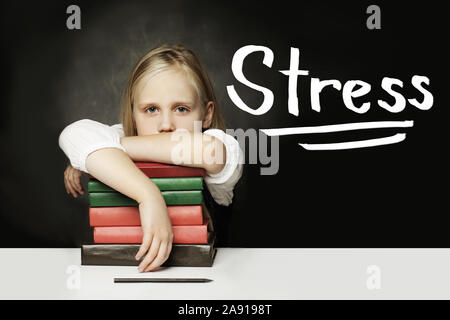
[
  {"x1": 87, "y1": 162, "x2": 206, "y2": 179},
  {"x1": 89, "y1": 190, "x2": 203, "y2": 207},
  {"x1": 134, "y1": 162, "x2": 206, "y2": 177},
  {"x1": 93, "y1": 220, "x2": 209, "y2": 244},
  {"x1": 81, "y1": 242, "x2": 216, "y2": 267},
  {"x1": 89, "y1": 205, "x2": 203, "y2": 226},
  {"x1": 88, "y1": 177, "x2": 203, "y2": 192}
]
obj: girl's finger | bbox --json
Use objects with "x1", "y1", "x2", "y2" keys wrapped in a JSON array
[
  {"x1": 67, "y1": 181, "x2": 77, "y2": 198},
  {"x1": 135, "y1": 232, "x2": 153, "y2": 260},
  {"x1": 138, "y1": 237, "x2": 161, "y2": 272},
  {"x1": 165, "y1": 241, "x2": 173, "y2": 261},
  {"x1": 63, "y1": 171, "x2": 70, "y2": 194},
  {"x1": 74, "y1": 170, "x2": 84, "y2": 194},
  {"x1": 65, "y1": 172, "x2": 78, "y2": 197},
  {"x1": 144, "y1": 241, "x2": 168, "y2": 272},
  {"x1": 69, "y1": 168, "x2": 80, "y2": 197}
]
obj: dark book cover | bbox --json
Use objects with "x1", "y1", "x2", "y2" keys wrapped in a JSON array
[{"x1": 81, "y1": 232, "x2": 217, "y2": 267}]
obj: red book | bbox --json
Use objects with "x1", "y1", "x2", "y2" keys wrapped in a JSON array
[
  {"x1": 89, "y1": 205, "x2": 203, "y2": 226},
  {"x1": 94, "y1": 219, "x2": 209, "y2": 244},
  {"x1": 88, "y1": 162, "x2": 205, "y2": 179}
]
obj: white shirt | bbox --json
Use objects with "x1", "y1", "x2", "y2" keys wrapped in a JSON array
[{"x1": 58, "y1": 119, "x2": 243, "y2": 206}]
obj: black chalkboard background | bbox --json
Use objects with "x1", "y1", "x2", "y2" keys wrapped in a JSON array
[{"x1": 1, "y1": 0, "x2": 448, "y2": 248}]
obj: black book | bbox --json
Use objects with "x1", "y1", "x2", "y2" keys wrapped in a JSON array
[{"x1": 81, "y1": 232, "x2": 217, "y2": 267}]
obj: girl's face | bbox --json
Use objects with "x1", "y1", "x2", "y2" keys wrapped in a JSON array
[{"x1": 132, "y1": 67, "x2": 213, "y2": 135}]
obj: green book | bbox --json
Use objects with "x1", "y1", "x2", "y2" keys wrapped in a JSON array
[
  {"x1": 88, "y1": 177, "x2": 203, "y2": 192},
  {"x1": 89, "y1": 190, "x2": 203, "y2": 207}
]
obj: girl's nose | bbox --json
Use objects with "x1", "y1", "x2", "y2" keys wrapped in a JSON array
[{"x1": 158, "y1": 113, "x2": 176, "y2": 133}]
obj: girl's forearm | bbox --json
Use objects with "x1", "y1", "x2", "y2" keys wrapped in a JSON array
[
  {"x1": 85, "y1": 148, "x2": 164, "y2": 204},
  {"x1": 120, "y1": 132, "x2": 226, "y2": 174}
]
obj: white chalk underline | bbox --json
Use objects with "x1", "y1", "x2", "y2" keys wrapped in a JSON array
[
  {"x1": 299, "y1": 133, "x2": 406, "y2": 150},
  {"x1": 259, "y1": 120, "x2": 412, "y2": 150},
  {"x1": 260, "y1": 120, "x2": 414, "y2": 136}
]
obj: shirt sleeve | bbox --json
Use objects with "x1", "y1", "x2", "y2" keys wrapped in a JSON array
[
  {"x1": 202, "y1": 129, "x2": 244, "y2": 206},
  {"x1": 58, "y1": 119, "x2": 126, "y2": 173}
]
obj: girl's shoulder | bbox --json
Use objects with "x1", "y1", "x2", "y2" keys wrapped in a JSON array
[{"x1": 111, "y1": 123, "x2": 125, "y2": 137}]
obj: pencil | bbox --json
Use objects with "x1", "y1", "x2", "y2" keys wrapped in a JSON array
[{"x1": 114, "y1": 277, "x2": 213, "y2": 283}]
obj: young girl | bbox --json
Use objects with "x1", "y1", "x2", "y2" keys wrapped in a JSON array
[{"x1": 59, "y1": 44, "x2": 243, "y2": 272}]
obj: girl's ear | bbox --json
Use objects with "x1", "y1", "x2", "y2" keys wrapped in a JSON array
[{"x1": 202, "y1": 101, "x2": 215, "y2": 129}]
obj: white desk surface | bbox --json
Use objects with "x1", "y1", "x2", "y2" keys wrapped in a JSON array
[{"x1": 0, "y1": 248, "x2": 449, "y2": 300}]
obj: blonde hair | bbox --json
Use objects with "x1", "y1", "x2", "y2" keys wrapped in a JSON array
[{"x1": 119, "y1": 44, "x2": 226, "y2": 136}]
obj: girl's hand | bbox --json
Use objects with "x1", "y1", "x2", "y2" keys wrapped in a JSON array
[
  {"x1": 64, "y1": 164, "x2": 85, "y2": 198},
  {"x1": 135, "y1": 200, "x2": 173, "y2": 272}
]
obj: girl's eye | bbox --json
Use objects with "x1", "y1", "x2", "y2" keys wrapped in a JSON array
[
  {"x1": 145, "y1": 106, "x2": 158, "y2": 113},
  {"x1": 175, "y1": 106, "x2": 189, "y2": 113}
]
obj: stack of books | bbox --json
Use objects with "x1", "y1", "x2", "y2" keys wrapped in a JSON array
[{"x1": 81, "y1": 161, "x2": 217, "y2": 267}]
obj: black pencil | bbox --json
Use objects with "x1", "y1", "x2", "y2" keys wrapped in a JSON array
[{"x1": 114, "y1": 277, "x2": 213, "y2": 283}]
